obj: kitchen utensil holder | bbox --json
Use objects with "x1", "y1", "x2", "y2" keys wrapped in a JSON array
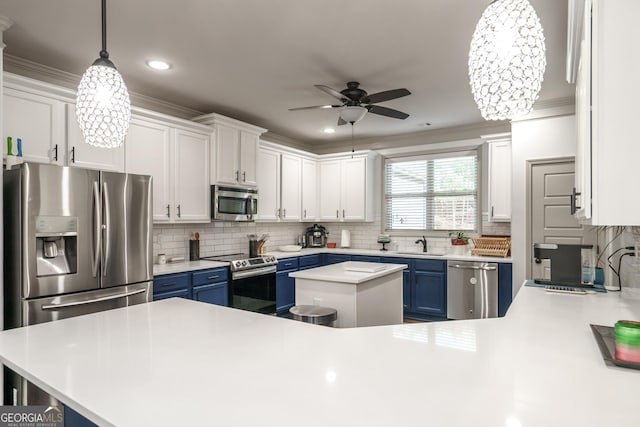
[
  {"x1": 189, "y1": 239, "x2": 200, "y2": 261},
  {"x1": 249, "y1": 240, "x2": 258, "y2": 258}
]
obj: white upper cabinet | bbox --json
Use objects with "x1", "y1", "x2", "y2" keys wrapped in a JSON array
[
  {"x1": 319, "y1": 153, "x2": 379, "y2": 222},
  {"x1": 2, "y1": 74, "x2": 124, "y2": 171},
  {"x1": 280, "y1": 153, "x2": 302, "y2": 221},
  {"x1": 256, "y1": 144, "x2": 302, "y2": 222},
  {"x1": 125, "y1": 116, "x2": 210, "y2": 224},
  {"x1": 173, "y1": 128, "x2": 210, "y2": 222},
  {"x1": 318, "y1": 159, "x2": 342, "y2": 221},
  {"x1": 193, "y1": 113, "x2": 266, "y2": 187},
  {"x1": 125, "y1": 118, "x2": 172, "y2": 223},
  {"x1": 301, "y1": 158, "x2": 318, "y2": 221},
  {"x1": 485, "y1": 133, "x2": 512, "y2": 222},
  {"x1": 66, "y1": 104, "x2": 125, "y2": 172},
  {"x1": 569, "y1": 0, "x2": 640, "y2": 225},
  {"x1": 3, "y1": 84, "x2": 65, "y2": 165},
  {"x1": 256, "y1": 147, "x2": 281, "y2": 221}
]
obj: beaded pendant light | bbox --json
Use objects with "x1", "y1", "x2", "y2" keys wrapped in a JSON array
[
  {"x1": 76, "y1": 0, "x2": 130, "y2": 148},
  {"x1": 468, "y1": 0, "x2": 546, "y2": 120}
]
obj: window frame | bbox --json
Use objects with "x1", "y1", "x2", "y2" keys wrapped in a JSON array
[{"x1": 382, "y1": 148, "x2": 482, "y2": 237}]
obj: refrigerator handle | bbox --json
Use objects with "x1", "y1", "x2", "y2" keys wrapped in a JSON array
[
  {"x1": 41, "y1": 288, "x2": 147, "y2": 310},
  {"x1": 92, "y1": 181, "x2": 101, "y2": 277},
  {"x1": 102, "y1": 181, "x2": 111, "y2": 277}
]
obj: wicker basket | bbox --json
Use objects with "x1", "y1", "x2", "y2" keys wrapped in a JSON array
[{"x1": 471, "y1": 237, "x2": 511, "y2": 257}]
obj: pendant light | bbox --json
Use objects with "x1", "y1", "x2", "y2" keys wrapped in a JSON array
[
  {"x1": 468, "y1": 0, "x2": 546, "y2": 120},
  {"x1": 76, "y1": 0, "x2": 130, "y2": 148}
]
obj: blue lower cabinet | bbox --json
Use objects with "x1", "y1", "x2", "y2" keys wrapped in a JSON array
[
  {"x1": 276, "y1": 271, "x2": 296, "y2": 313},
  {"x1": 323, "y1": 254, "x2": 351, "y2": 265},
  {"x1": 413, "y1": 271, "x2": 447, "y2": 317},
  {"x1": 498, "y1": 263, "x2": 513, "y2": 317},
  {"x1": 153, "y1": 288, "x2": 190, "y2": 301},
  {"x1": 351, "y1": 255, "x2": 381, "y2": 262},
  {"x1": 193, "y1": 282, "x2": 228, "y2": 307},
  {"x1": 153, "y1": 272, "x2": 191, "y2": 301},
  {"x1": 64, "y1": 405, "x2": 97, "y2": 427},
  {"x1": 298, "y1": 254, "x2": 321, "y2": 270}
]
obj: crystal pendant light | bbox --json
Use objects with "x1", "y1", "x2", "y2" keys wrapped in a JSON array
[
  {"x1": 468, "y1": 0, "x2": 546, "y2": 120},
  {"x1": 76, "y1": 0, "x2": 130, "y2": 148}
]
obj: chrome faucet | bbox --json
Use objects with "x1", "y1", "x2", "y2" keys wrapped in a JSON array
[{"x1": 415, "y1": 236, "x2": 427, "y2": 253}]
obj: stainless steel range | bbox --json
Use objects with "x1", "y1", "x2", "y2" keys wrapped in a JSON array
[{"x1": 200, "y1": 253, "x2": 278, "y2": 314}]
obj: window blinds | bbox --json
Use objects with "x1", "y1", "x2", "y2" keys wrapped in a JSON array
[{"x1": 384, "y1": 152, "x2": 478, "y2": 231}]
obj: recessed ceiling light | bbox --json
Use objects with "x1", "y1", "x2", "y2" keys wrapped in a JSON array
[
  {"x1": 323, "y1": 128, "x2": 335, "y2": 134},
  {"x1": 146, "y1": 60, "x2": 171, "y2": 71}
]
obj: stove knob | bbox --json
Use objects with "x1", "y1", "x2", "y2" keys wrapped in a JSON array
[
  {"x1": 235, "y1": 261, "x2": 242, "y2": 268},
  {"x1": 241, "y1": 260, "x2": 247, "y2": 266}
]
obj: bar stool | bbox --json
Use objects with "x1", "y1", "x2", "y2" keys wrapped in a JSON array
[{"x1": 289, "y1": 305, "x2": 337, "y2": 327}]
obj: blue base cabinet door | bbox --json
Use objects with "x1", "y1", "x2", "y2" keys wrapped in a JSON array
[
  {"x1": 498, "y1": 263, "x2": 513, "y2": 317},
  {"x1": 153, "y1": 272, "x2": 191, "y2": 301},
  {"x1": 413, "y1": 271, "x2": 447, "y2": 317},
  {"x1": 193, "y1": 283, "x2": 228, "y2": 306},
  {"x1": 323, "y1": 254, "x2": 351, "y2": 265},
  {"x1": 276, "y1": 271, "x2": 295, "y2": 313}
]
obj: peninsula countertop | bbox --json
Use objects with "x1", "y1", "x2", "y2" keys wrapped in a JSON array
[
  {"x1": 289, "y1": 261, "x2": 407, "y2": 284},
  {"x1": 0, "y1": 286, "x2": 638, "y2": 426}
]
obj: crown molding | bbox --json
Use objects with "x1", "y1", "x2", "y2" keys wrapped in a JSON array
[{"x1": 4, "y1": 54, "x2": 205, "y2": 119}]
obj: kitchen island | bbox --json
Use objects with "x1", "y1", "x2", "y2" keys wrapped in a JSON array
[
  {"x1": 0, "y1": 286, "x2": 639, "y2": 426},
  {"x1": 289, "y1": 261, "x2": 406, "y2": 327}
]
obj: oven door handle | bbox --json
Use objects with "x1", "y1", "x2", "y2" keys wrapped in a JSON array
[{"x1": 232, "y1": 265, "x2": 277, "y2": 280}]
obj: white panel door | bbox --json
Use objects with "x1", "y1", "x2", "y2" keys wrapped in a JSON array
[
  {"x1": 256, "y1": 148, "x2": 280, "y2": 221},
  {"x1": 319, "y1": 160, "x2": 342, "y2": 221},
  {"x1": 3, "y1": 87, "x2": 64, "y2": 165},
  {"x1": 240, "y1": 131, "x2": 259, "y2": 186},
  {"x1": 280, "y1": 154, "x2": 302, "y2": 221},
  {"x1": 65, "y1": 104, "x2": 125, "y2": 172},
  {"x1": 340, "y1": 157, "x2": 366, "y2": 221},
  {"x1": 174, "y1": 128, "x2": 210, "y2": 222},
  {"x1": 215, "y1": 124, "x2": 240, "y2": 185},
  {"x1": 125, "y1": 118, "x2": 172, "y2": 223},
  {"x1": 488, "y1": 140, "x2": 511, "y2": 221},
  {"x1": 301, "y1": 158, "x2": 318, "y2": 221}
]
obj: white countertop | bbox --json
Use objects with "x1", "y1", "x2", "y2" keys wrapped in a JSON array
[
  {"x1": 152, "y1": 260, "x2": 228, "y2": 275},
  {"x1": 0, "y1": 285, "x2": 639, "y2": 426},
  {"x1": 268, "y1": 247, "x2": 512, "y2": 263},
  {"x1": 289, "y1": 261, "x2": 407, "y2": 284}
]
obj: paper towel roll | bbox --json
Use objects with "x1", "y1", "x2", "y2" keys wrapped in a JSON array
[{"x1": 340, "y1": 229, "x2": 351, "y2": 248}]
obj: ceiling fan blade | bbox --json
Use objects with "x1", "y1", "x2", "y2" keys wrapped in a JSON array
[
  {"x1": 315, "y1": 85, "x2": 348, "y2": 102},
  {"x1": 367, "y1": 105, "x2": 410, "y2": 120},
  {"x1": 288, "y1": 105, "x2": 341, "y2": 111},
  {"x1": 337, "y1": 116, "x2": 348, "y2": 126},
  {"x1": 362, "y1": 88, "x2": 411, "y2": 104}
]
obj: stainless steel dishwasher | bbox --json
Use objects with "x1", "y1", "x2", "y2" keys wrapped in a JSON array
[{"x1": 447, "y1": 261, "x2": 498, "y2": 319}]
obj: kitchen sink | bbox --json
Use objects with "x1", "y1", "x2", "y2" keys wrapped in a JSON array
[{"x1": 393, "y1": 251, "x2": 445, "y2": 257}]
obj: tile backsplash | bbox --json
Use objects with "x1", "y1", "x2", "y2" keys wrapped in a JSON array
[{"x1": 154, "y1": 213, "x2": 511, "y2": 261}]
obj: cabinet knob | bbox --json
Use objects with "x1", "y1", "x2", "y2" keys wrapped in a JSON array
[
  {"x1": 343, "y1": 209, "x2": 345, "y2": 218},
  {"x1": 53, "y1": 144, "x2": 58, "y2": 162},
  {"x1": 304, "y1": 209, "x2": 307, "y2": 218},
  {"x1": 177, "y1": 204, "x2": 181, "y2": 218},
  {"x1": 71, "y1": 146, "x2": 76, "y2": 163},
  {"x1": 242, "y1": 171, "x2": 246, "y2": 182},
  {"x1": 235, "y1": 170, "x2": 239, "y2": 181},
  {"x1": 570, "y1": 187, "x2": 582, "y2": 215},
  {"x1": 336, "y1": 210, "x2": 339, "y2": 219},
  {"x1": 166, "y1": 204, "x2": 170, "y2": 217},
  {"x1": 283, "y1": 208, "x2": 286, "y2": 218}
]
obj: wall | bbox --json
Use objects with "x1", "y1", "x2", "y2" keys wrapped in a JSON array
[{"x1": 511, "y1": 113, "x2": 576, "y2": 294}]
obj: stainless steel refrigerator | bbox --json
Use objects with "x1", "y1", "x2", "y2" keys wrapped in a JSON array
[{"x1": 3, "y1": 162, "x2": 153, "y2": 405}]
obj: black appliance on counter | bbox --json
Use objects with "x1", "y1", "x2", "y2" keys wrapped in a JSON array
[
  {"x1": 305, "y1": 224, "x2": 328, "y2": 248},
  {"x1": 200, "y1": 253, "x2": 277, "y2": 314},
  {"x1": 533, "y1": 243, "x2": 594, "y2": 287}
]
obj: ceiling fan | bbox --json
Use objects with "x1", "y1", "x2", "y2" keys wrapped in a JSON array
[{"x1": 289, "y1": 81, "x2": 411, "y2": 126}]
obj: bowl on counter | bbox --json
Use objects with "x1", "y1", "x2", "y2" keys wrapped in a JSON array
[{"x1": 279, "y1": 245, "x2": 302, "y2": 252}]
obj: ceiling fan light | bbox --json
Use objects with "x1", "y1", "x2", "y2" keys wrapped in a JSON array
[
  {"x1": 468, "y1": 0, "x2": 546, "y2": 120},
  {"x1": 339, "y1": 106, "x2": 367, "y2": 124}
]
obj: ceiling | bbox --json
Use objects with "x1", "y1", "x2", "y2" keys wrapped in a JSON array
[{"x1": 0, "y1": 0, "x2": 572, "y2": 145}]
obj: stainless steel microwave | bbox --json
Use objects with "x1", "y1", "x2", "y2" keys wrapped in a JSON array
[{"x1": 212, "y1": 185, "x2": 258, "y2": 221}]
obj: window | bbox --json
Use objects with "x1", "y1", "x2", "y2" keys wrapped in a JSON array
[{"x1": 384, "y1": 151, "x2": 479, "y2": 232}]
